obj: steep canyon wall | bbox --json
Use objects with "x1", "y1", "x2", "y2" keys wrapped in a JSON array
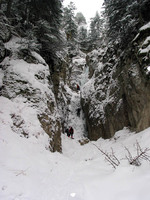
[{"x1": 81, "y1": 23, "x2": 150, "y2": 140}]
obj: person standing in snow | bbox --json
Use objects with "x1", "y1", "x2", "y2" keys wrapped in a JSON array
[
  {"x1": 65, "y1": 128, "x2": 70, "y2": 137},
  {"x1": 77, "y1": 84, "x2": 80, "y2": 92},
  {"x1": 69, "y1": 126, "x2": 74, "y2": 139},
  {"x1": 77, "y1": 108, "x2": 81, "y2": 117}
]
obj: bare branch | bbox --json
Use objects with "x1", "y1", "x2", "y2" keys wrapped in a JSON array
[
  {"x1": 92, "y1": 143, "x2": 120, "y2": 169},
  {"x1": 125, "y1": 141, "x2": 150, "y2": 166}
]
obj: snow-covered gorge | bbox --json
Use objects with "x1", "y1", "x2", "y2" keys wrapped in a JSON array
[
  {"x1": 1, "y1": 39, "x2": 150, "y2": 199},
  {"x1": 50, "y1": 50, "x2": 88, "y2": 138},
  {"x1": 1, "y1": 21, "x2": 150, "y2": 151}
]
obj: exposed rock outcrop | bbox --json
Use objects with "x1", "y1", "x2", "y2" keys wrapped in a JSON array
[
  {"x1": 81, "y1": 22, "x2": 150, "y2": 140},
  {"x1": 119, "y1": 22, "x2": 150, "y2": 132},
  {"x1": 1, "y1": 37, "x2": 62, "y2": 152}
]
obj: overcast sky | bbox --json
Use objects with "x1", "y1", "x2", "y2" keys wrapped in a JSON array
[{"x1": 63, "y1": 0, "x2": 104, "y2": 23}]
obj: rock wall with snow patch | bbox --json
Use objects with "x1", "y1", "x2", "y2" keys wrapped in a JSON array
[
  {"x1": 0, "y1": 37, "x2": 62, "y2": 152},
  {"x1": 118, "y1": 22, "x2": 150, "y2": 132},
  {"x1": 81, "y1": 22, "x2": 150, "y2": 140}
]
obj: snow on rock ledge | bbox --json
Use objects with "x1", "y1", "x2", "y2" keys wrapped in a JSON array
[
  {"x1": 0, "y1": 37, "x2": 62, "y2": 152},
  {"x1": 81, "y1": 22, "x2": 150, "y2": 141}
]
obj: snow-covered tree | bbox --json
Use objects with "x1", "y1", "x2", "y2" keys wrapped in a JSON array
[
  {"x1": 75, "y1": 12, "x2": 88, "y2": 52},
  {"x1": 6, "y1": 0, "x2": 64, "y2": 63},
  {"x1": 78, "y1": 26, "x2": 87, "y2": 42},
  {"x1": 75, "y1": 12, "x2": 86, "y2": 26},
  {"x1": 1, "y1": 0, "x2": 64, "y2": 64},
  {"x1": 63, "y1": 2, "x2": 78, "y2": 50},
  {"x1": 103, "y1": 0, "x2": 150, "y2": 48},
  {"x1": 88, "y1": 12, "x2": 103, "y2": 49}
]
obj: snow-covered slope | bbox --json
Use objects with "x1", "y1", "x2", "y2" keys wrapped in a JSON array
[{"x1": 1, "y1": 114, "x2": 150, "y2": 200}]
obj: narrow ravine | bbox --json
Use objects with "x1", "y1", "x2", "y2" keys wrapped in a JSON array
[
  {"x1": 67, "y1": 91, "x2": 86, "y2": 139},
  {"x1": 63, "y1": 54, "x2": 89, "y2": 140}
]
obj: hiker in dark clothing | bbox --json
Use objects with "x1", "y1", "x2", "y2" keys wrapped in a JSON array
[
  {"x1": 77, "y1": 108, "x2": 81, "y2": 117},
  {"x1": 65, "y1": 128, "x2": 70, "y2": 137},
  {"x1": 77, "y1": 84, "x2": 80, "y2": 92},
  {"x1": 69, "y1": 126, "x2": 74, "y2": 139}
]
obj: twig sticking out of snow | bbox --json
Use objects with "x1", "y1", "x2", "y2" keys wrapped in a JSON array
[
  {"x1": 92, "y1": 141, "x2": 150, "y2": 169},
  {"x1": 125, "y1": 141, "x2": 150, "y2": 166},
  {"x1": 13, "y1": 168, "x2": 30, "y2": 176},
  {"x1": 92, "y1": 143, "x2": 120, "y2": 169}
]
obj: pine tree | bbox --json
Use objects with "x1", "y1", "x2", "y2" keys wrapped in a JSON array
[
  {"x1": 88, "y1": 12, "x2": 103, "y2": 49},
  {"x1": 103, "y1": 0, "x2": 150, "y2": 48},
  {"x1": 75, "y1": 12, "x2": 86, "y2": 26},
  {"x1": 63, "y1": 2, "x2": 78, "y2": 50},
  {"x1": 75, "y1": 12, "x2": 88, "y2": 51},
  {"x1": 9, "y1": 0, "x2": 64, "y2": 63}
]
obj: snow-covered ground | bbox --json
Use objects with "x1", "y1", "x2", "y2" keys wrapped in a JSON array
[{"x1": 1, "y1": 98, "x2": 150, "y2": 200}]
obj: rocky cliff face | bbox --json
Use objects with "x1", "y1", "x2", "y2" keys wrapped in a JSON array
[
  {"x1": 0, "y1": 36, "x2": 62, "y2": 152},
  {"x1": 81, "y1": 22, "x2": 150, "y2": 140},
  {"x1": 119, "y1": 22, "x2": 150, "y2": 132}
]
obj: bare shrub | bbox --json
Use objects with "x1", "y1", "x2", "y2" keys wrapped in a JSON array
[
  {"x1": 125, "y1": 141, "x2": 150, "y2": 166},
  {"x1": 92, "y1": 140, "x2": 150, "y2": 169},
  {"x1": 92, "y1": 143, "x2": 120, "y2": 169}
]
